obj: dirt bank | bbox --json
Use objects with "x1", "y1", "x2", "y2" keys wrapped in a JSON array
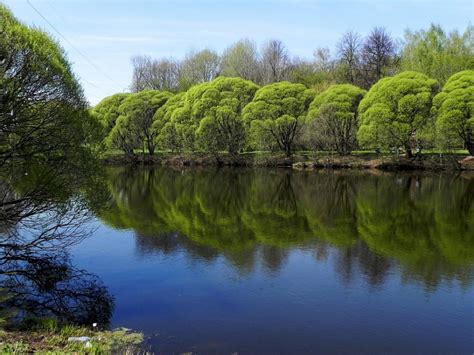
[{"x1": 101, "y1": 153, "x2": 474, "y2": 171}]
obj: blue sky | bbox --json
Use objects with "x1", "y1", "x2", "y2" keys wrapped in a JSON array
[{"x1": 3, "y1": 0, "x2": 472, "y2": 104}]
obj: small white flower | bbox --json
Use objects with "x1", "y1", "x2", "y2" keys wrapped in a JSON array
[{"x1": 92, "y1": 323, "x2": 98, "y2": 328}]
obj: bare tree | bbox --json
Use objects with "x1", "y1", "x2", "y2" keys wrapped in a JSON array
[
  {"x1": 179, "y1": 49, "x2": 221, "y2": 89},
  {"x1": 310, "y1": 47, "x2": 338, "y2": 92},
  {"x1": 221, "y1": 39, "x2": 261, "y2": 83},
  {"x1": 130, "y1": 55, "x2": 180, "y2": 92},
  {"x1": 361, "y1": 27, "x2": 398, "y2": 87},
  {"x1": 313, "y1": 47, "x2": 336, "y2": 73},
  {"x1": 261, "y1": 39, "x2": 290, "y2": 84},
  {"x1": 130, "y1": 55, "x2": 151, "y2": 92},
  {"x1": 151, "y1": 58, "x2": 181, "y2": 91},
  {"x1": 337, "y1": 30, "x2": 362, "y2": 84}
]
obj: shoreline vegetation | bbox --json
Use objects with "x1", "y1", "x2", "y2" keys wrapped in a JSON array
[
  {"x1": 0, "y1": 321, "x2": 144, "y2": 354},
  {"x1": 102, "y1": 152, "x2": 474, "y2": 171}
]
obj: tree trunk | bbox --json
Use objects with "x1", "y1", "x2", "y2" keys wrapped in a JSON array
[
  {"x1": 467, "y1": 141, "x2": 474, "y2": 156},
  {"x1": 147, "y1": 139, "x2": 155, "y2": 155},
  {"x1": 228, "y1": 145, "x2": 237, "y2": 156},
  {"x1": 405, "y1": 147, "x2": 413, "y2": 159}
]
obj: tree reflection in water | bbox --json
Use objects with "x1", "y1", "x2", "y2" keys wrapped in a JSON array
[
  {"x1": 99, "y1": 167, "x2": 474, "y2": 291},
  {"x1": 0, "y1": 161, "x2": 114, "y2": 327}
]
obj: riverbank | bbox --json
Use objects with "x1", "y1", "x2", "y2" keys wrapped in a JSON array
[
  {"x1": 102, "y1": 152, "x2": 474, "y2": 171},
  {"x1": 0, "y1": 325, "x2": 143, "y2": 354}
]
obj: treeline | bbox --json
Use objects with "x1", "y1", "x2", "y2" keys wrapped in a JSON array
[
  {"x1": 130, "y1": 25, "x2": 473, "y2": 92},
  {"x1": 93, "y1": 69, "x2": 474, "y2": 157}
]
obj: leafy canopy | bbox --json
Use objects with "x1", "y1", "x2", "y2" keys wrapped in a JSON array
[
  {"x1": 107, "y1": 90, "x2": 172, "y2": 154},
  {"x1": 401, "y1": 24, "x2": 474, "y2": 85},
  {"x1": 307, "y1": 84, "x2": 366, "y2": 154},
  {"x1": 242, "y1": 81, "x2": 315, "y2": 155},
  {"x1": 433, "y1": 70, "x2": 474, "y2": 154},
  {"x1": 0, "y1": 4, "x2": 93, "y2": 163},
  {"x1": 152, "y1": 92, "x2": 187, "y2": 152},
  {"x1": 154, "y1": 76, "x2": 258, "y2": 153},
  {"x1": 357, "y1": 71, "x2": 439, "y2": 155},
  {"x1": 91, "y1": 93, "x2": 130, "y2": 137}
]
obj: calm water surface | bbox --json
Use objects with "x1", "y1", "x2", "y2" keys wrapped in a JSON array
[{"x1": 71, "y1": 167, "x2": 474, "y2": 354}]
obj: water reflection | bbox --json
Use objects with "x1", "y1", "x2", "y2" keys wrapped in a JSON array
[
  {"x1": 99, "y1": 167, "x2": 474, "y2": 291},
  {"x1": 0, "y1": 161, "x2": 114, "y2": 327},
  {"x1": 1, "y1": 246, "x2": 114, "y2": 326}
]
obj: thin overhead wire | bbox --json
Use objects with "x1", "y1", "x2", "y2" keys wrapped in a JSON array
[{"x1": 26, "y1": 0, "x2": 123, "y2": 90}]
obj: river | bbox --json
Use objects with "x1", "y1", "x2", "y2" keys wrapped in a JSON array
[{"x1": 47, "y1": 167, "x2": 474, "y2": 353}]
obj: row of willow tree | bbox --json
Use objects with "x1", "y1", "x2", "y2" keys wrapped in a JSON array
[{"x1": 93, "y1": 70, "x2": 473, "y2": 157}]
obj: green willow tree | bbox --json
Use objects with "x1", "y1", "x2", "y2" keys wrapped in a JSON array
[
  {"x1": 152, "y1": 92, "x2": 187, "y2": 152},
  {"x1": 242, "y1": 82, "x2": 315, "y2": 156},
  {"x1": 357, "y1": 71, "x2": 439, "y2": 157},
  {"x1": 194, "y1": 77, "x2": 259, "y2": 154},
  {"x1": 91, "y1": 93, "x2": 130, "y2": 138},
  {"x1": 154, "y1": 77, "x2": 258, "y2": 154},
  {"x1": 433, "y1": 70, "x2": 474, "y2": 154},
  {"x1": 306, "y1": 84, "x2": 366, "y2": 155},
  {"x1": 107, "y1": 114, "x2": 140, "y2": 155},
  {"x1": 0, "y1": 4, "x2": 94, "y2": 164},
  {"x1": 107, "y1": 90, "x2": 172, "y2": 155},
  {"x1": 0, "y1": 4, "x2": 104, "y2": 232}
]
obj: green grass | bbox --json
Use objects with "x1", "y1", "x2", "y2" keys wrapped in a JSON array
[{"x1": 0, "y1": 319, "x2": 144, "y2": 354}]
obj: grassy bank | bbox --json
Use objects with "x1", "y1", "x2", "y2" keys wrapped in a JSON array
[
  {"x1": 0, "y1": 321, "x2": 144, "y2": 354},
  {"x1": 101, "y1": 151, "x2": 474, "y2": 171}
]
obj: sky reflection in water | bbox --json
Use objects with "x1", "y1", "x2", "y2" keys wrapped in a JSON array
[{"x1": 71, "y1": 167, "x2": 474, "y2": 354}]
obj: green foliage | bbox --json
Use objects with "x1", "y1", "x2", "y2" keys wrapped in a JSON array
[
  {"x1": 287, "y1": 62, "x2": 322, "y2": 87},
  {"x1": 433, "y1": 70, "x2": 474, "y2": 154},
  {"x1": 0, "y1": 4, "x2": 105, "y2": 243},
  {"x1": 0, "y1": 323, "x2": 144, "y2": 354},
  {"x1": 152, "y1": 92, "x2": 187, "y2": 152},
  {"x1": 401, "y1": 24, "x2": 474, "y2": 85},
  {"x1": 0, "y1": 4, "x2": 94, "y2": 164},
  {"x1": 91, "y1": 93, "x2": 130, "y2": 137},
  {"x1": 243, "y1": 82, "x2": 315, "y2": 155},
  {"x1": 106, "y1": 115, "x2": 139, "y2": 155},
  {"x1": 307, "y1": 84, "x2": 366, "y2": 154},
  {"x1": 154, "y1": 77, "x2": 259, "y2": 153},
  {"x1": 0, "y1": 340, "x2": 29, "y2": 354},
  {"x1": 356, "y1": 174, "x2": 474, "y2": 286},
  {"x1": 106, "y1": 90, "x2": 172, "y2": 154},
  {"x1": 357, "y1": 71, "x2": 439, "y2": 156}
]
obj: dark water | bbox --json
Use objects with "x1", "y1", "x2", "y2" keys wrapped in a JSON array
[{"x1": 71, "y1": 167, "x2": 474, "y2": 354}]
